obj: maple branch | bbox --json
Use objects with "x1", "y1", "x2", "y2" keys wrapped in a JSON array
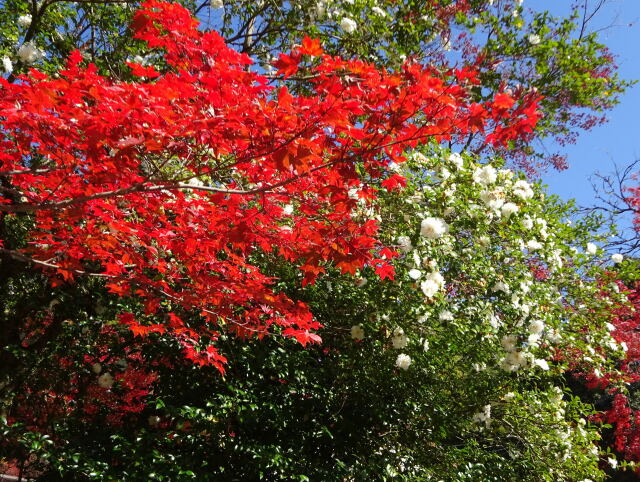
[{"x1": 0, "y1": 247, "x2": 115, "y2": 278}]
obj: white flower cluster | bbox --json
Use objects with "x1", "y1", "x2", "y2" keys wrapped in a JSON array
[
  {"x1": 392, "y1": 327, "x2": 408, "y2": 349},
  {"x1": 420, "y1": 217, "x2": 447, "y2": 239},
  {"x1": 472, "y1": 404, "x2": 491, "y2": 427},
  {"x1": 420, "y1": 270, "x2": 445, "y2": 298},
  {"x1": 448, "y1": 152, "x2": 464, "y2": 169},
  {"x1": 395, "y1": 353, "x2": 411, "y2": 370},
  {"x1": 17, "y1": 14, "x2": 32, "y2": 28},
  {"x1": 528, "y1": 34, "x2": 541, "y2": 45},
  {"x1": 472, "y1": 164, "x2": 497, "y2": 185},
  {"x1": 611, "y1": 253, "x2": 623, "y2": 264},
  {"x1": 354, "y1": 146, "x2": 619, "y2": 399},
  {"x1": 17, "y1": 42, "x2": 44, "y2": 64},
  {"x1": 513, "y1": 179, "x2": 534, "y2": 200},
  {"x1": 1, "y1": 56, "x2": 12, "y2": 74},
  {"x1": 340, "y1": 17, "x2": 357, "y2": 34},
  {"x1": 397, "y1": 235, "x2": 413, "y2": 253}
]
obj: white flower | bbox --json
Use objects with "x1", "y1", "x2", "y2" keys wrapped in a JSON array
[
  {"x1": 480, "y1": 189, "x2": 505, "y2": 210},
  {"x1": 395, "y1": 353, "x2": 412, "y2": 370},
  {"x1": 420, "y1": 271, "x2": 445, "y2": 299},
  {"x1": 534, "y1": 359, "x2": 550, "y2": 371},
  {"x1": 427, "y1": 270, "x2": 444, "y2": 286},
  {"x1": 473, "y1": 362, "x2": 486, "y2": 372},
  {"x1": 499, "y1": 168, "x2": 514, "y2": 179},
  {"x1": 355, "y1": 277, "x2": 367, "y2": 287},
  {"x1": 501, "y1": 335, "x2": 517, "y2": 352},
  {"x1": 411, "y1": 152, "x2": 429, "y2": 165},
  {"x1": 472, "y1": 404, "x2": 491, "y2": 426},
  {"x1": 422, "y1": 257, "x2": 437, "y2": 269},
  {"x1": 340, "y1": 17, "x2": 357, "y2": 34},
  {"x1": 504, "y1": 392, "x2": 516, "y2": 400},
  {"x1": 528, "y1": 319, "x2": 545, "y2": 335},
  {"x1": 608, "y1": 457, "x2": 618, "y2": 469},
  {"x1": 115, "y1": 359, "x2": 128, "y2": 370},
  {"x1": 472, "y1": 165, "x2": 497, "y2": 185},
  {"x1": 210, "y1": 0, "x2": 224, "y2": 8},
  {"x1": 408, "y1": 269, "x2": 422, "y2": 280},
  {"x1": 97, "y1": 372, "x2": 114, "y2": 389},
  {"x1": 17, "y1": 14, "x2": 32, "y2": 28},
  {"x1": 586, "y1": 242, "x2": 597, "y2": 254},
  {"x1": 527, "y1": 333, "x2": 540, "y2": 345},
  {"x1": 488, "y1": 314, "x2": 500, "y2": 329},
  {"x1": 371, "y1": 6, "x2": 386, "y2": 16},
  {"x1": 505, "y1": 350, "x2": 527, "y2": 369},
  {"x1": 423, "y1": 339, "x2": 429, "y2": 352},
  {"x1": 522, "y1": 216, "x2": 533, "y2": 230},
  {"x1": 421, "y1": 279, "x2": 440, "y2": 298},
  {"x1": 528, "y1": 34, "x2": 541, "y2": 45},
  {"x1": 392, "y1": 328, "x2": 409, "y2": 349},
  {"x1": 282, "y1": 204, "x2": 294, "y2": 215},
  {"x1": 396, "y1": 235, "x2": 413, "y2": 253},
  {"x1": 420, "y1": 217, "x2": 448, "y2": 239},
  {"x1": 492, "y1": 281, "x2": 510, "y2": 294},
  {"x1": 439, "y1": 310, "x2": 454, "y2": 321},
  {"x1": 501, "y1": 202, "x2": 519, "y2": 218},
  {"x1": 315, "y1": 1, "x2": 326, "y2": 17},
  {"x1": 478, "y1": 236, "x2": 490, "y2": 249},
  {"x1": 526, "y1": 239, "x2": 542, "y2": 251},
  {"x1": 611, "y1": 253, "x2": 623, "y2": 264},
  {"x1": 513, "y1": 179, "x2": 534, "y2": 200},
  {"x1": 448, "y1": 152, "x2": 464, "y2": 169},
  {"x1": 91, "y1": 363, "x2": 102, "y2": 374},
  {"x1": 350, "y1": 325, "x2": 365, "y2": 340},
  {"x1": 17, "y1": 42, "x2": 44, "y2": 64},
  {"x1": 388, "y1": 161, "x2": 402, "y2": 172},
  {"x1": 547, "y1": 329, "x2": 562, "y2": 343},
  {"x1": 2, "y1": 56, "x2": 13, "y2": 74}
]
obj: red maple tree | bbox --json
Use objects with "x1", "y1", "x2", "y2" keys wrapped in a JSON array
[{"x1": 0, "y1": 0, "x2": 541, "y2": 372}]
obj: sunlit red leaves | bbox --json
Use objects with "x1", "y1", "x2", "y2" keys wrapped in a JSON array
[
  {"x1": 299, "y1": 36, "x2": 324, "y2": 57},
  {"x1": 273, "y1": 52, "x2": 301, "y2": 79},
  {"x1": 282, "y1": 328, "x2": 322, "y2": 346},
  {"x1": 126, "y1": 61, "x2": 161, "y2": 79},
  {"x1": 381, "y1": 174, "x2": 407, "y2": 191},
  {"x1": 0, "y1": 1, "x2": 542, "y2": 373}
]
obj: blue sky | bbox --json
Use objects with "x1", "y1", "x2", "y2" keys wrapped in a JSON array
[{"x1": 537, "y1": 0, "x2": 640, "y2": 210}]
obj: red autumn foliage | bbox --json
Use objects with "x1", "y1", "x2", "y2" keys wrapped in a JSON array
[
  {"x1": 0, "y1": 0, "x2": 541, "y2": 372},
  {"x1": 574, "y1": 281, "x2": 640, "y2": 470}
]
